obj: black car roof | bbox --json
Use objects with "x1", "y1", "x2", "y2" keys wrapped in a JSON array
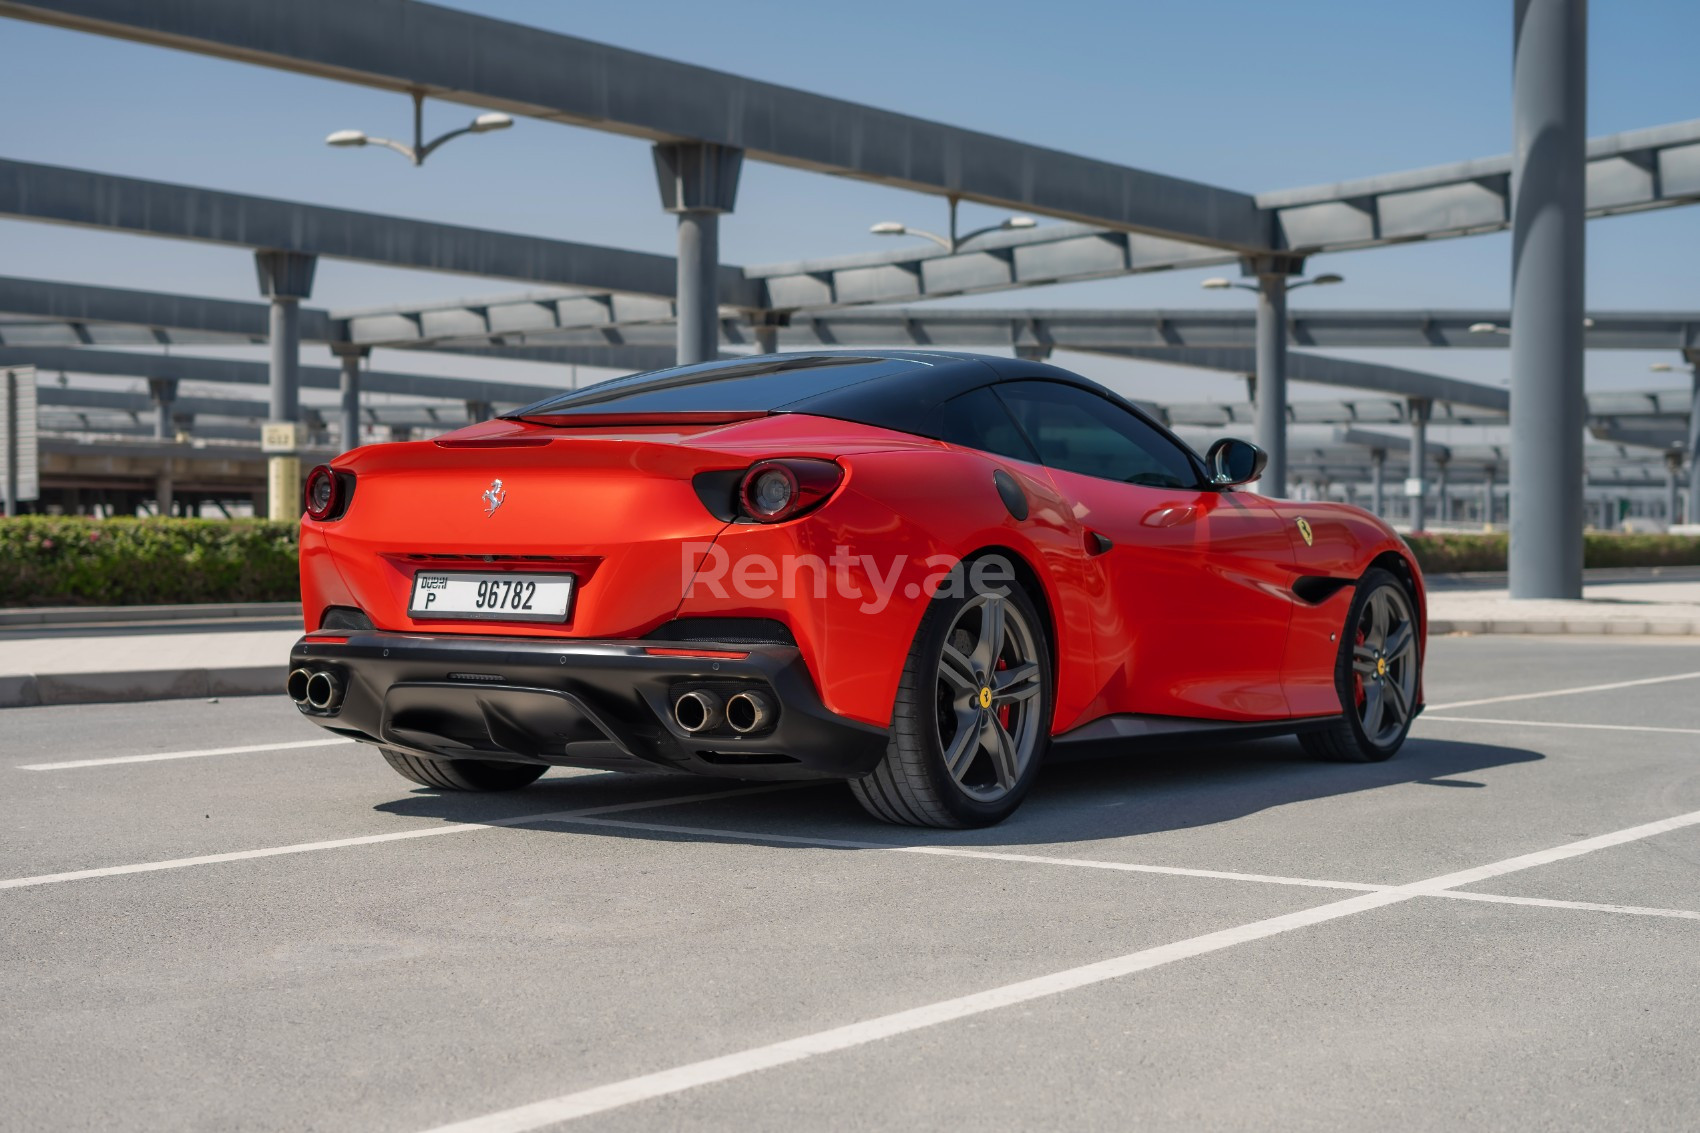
[{"x1": 505, "y1": 349, "x2": 1141, "y2": 439}]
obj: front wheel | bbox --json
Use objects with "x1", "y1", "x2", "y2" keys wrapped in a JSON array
[
  {"x1": 380, "y1": 748, "x2": 548, "y2": 791},
  {"x1": 851, "y1": 559, "x2": 1053, "y2": 827},
  {"x1": 1299, "y1": 567, "x2": 1420, "y2": 763}
]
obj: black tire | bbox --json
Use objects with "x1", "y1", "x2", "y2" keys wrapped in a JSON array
[
  {"x1": 850, "y1": 556, "x2": 1053, "y2": 828},
  {"x1": 1299, "y1": 567, "x2": 1420, "y2": 763},
  {"x1": 380, "y1": 747, "x2": 548, "y2": 791}
]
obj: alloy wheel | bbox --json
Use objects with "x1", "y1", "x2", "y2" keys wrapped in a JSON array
[
  {"x1": 1350, "y1": 584, "x2": 1419, "y2": 745},
  {"x1": 934, "y1": 590, "x2": 1044, "y2": 802}
]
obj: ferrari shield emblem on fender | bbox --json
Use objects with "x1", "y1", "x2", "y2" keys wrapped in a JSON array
[
  {"x1": 482, "y1": 479, "x2": 506, "y2": 517},
  {"x1": 1296, "y1": 517, "x2": 1314, "y2": 546}
]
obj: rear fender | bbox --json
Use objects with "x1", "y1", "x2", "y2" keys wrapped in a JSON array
[{"x1": 673, "y1": 449, "x2": 1088, "y2": 729}]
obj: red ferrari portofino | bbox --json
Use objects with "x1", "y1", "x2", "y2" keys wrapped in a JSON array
[{"x1": 289, "y1": 351, "x2": 1425, "y2": 826}]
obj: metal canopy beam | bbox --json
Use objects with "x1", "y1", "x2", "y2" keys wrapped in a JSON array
[
  {"x1": 376, "y1": 304, "x2": 1700, "y2": 354},
  {"x1": 0, "y1": 159, "x2": 759, "y2": 303},
  {"x1": 0, "y1": 0, "x2": 1269, "y2": 252},
  {"x1": 0, "y1": 346, "x2": 564, "y2": 405},
  {"x1": 0, "y1": 274, "x2": 324, "y2": 344},
  {"x1": 1092, "y1": 346, "x2": 1509, "y2": 412}
]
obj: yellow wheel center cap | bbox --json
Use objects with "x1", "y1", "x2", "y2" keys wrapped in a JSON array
[
  {"x1": 978, "y1": 686, "x2": 993, "y2": 709},
  {"x1": 1375, "y1": 656, "x2": 1388, "y2": 678}
]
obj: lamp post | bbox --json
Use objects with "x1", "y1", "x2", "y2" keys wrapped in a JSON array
[
  {"x1": 869, "y1": 197, "x2": 1037, "y2": 254},
  {"x1": 1199, "y1": 270, "x2": 1345, "y2": 498},
  {"x1": 326, "y1": 91, "x2": 513, "y2": 166}
]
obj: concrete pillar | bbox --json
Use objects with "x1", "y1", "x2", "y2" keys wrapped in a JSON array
[
  {"x1": 147, "y1": 378, "x2": 177, "y2": 441},
  {"x1": 465, "y1": 400, "x2": 494, "y2": 424},
  {"x1": 389, "y1": 425, "x2": 412, "y2": 443},
  {"x1": 1370, "y1": 449, "x2": 1387, "y2": 517},
  {"x1": 154, "y1": 467, "x2": 173, "y2": 517},
  {"x1": 1483, "y1": 464, "x2": 1498, "y2": 526},
  {"x1": 1435, "y1": 456, "x2": 1449, "y2": 526},
  {"x1": 332, "y1": 344, "x2": 367, "y2": 454},
  {"x1": 1245, "y1": 256, "x2": 1302, "y2": 498},
  {"x1": 653, "y1": 142, "x2": 743, "y2": 366},
  {"x1": 754, "y1": 324, "x2": 780, "y2": 355},
  {"x1": 1509, "y1": 0, "x2": 1587, "y2": 597},
  {"x1": 1408, "y1": 398, "x2": 1431, "y2": 533},
  {"x1": 256, "y1": 250, "x2": 318, "y2": 520}
]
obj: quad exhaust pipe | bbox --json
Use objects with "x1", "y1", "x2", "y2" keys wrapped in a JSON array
[
  {"x1": 725, "y1": 690, "x2": 773, "y2": 735},
  {"x1": 672, "y1": 689, "x2": 724, "y2": 734},
  {"x1": 672, "y1": 688, "x2": 775, "y2": 735},
  {"x1": 288, "y1": 667, "x2": 344, "y2": 712}
]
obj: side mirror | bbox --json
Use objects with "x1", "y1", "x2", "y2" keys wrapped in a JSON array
[{"x1": 1205, "y1": 438, "x2": 1267, "y2": 487}]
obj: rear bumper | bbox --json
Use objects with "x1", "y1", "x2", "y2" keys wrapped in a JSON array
[{"x1": 287, "y1": 631, "x2": 889, "y2": 780}]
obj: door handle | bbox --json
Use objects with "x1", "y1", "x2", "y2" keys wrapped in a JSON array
[{"x1": 1141, "y1": 505, "x2": 1198, "y2": 528}]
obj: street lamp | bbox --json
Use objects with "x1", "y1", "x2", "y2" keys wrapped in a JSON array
[
  {"x1": 1469, "y1": 318, "x2": 1594, "y2": 335},
  {"x1": 870, "y1": 197, "x2": 1037, "y2": 253},
  {"x1": 1200, "y1": 272, "x2": 1343, "y2": 293},
  {"x1": 326, "y1": 91, "x2": 512, "y2": 166}
]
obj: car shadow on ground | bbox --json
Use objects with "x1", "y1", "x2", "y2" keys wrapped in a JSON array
[{"x1": 373, "y1": 734, "x2": 1542, "y2": 850}]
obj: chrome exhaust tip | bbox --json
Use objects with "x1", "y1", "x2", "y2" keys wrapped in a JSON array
[
  {"x1": 725, "y1": 690, "x2": 774, "y2": 735},
  {"x1": 304, "y1": 670, "x2": 343, "y2": 712},
  {"x1": 287, "y1": 667, "x2": 313, "y2": 705},
  {"x1": 673, "y1": 689, "x2": 724, "y2": 734}
]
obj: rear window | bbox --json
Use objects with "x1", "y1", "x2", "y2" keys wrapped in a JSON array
[{"x1": 507, "y1": 355, "x2": 919, "y2": 418}]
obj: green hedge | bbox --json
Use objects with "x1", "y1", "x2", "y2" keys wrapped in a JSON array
[
  {"x1": 3, "y1": 518, "x2": 1699, "y2": 607},
  {"x1": 0, "y1": 517, "x2": 299, "y2": 606},
  {"x1": 1405, "y1": 532, "x2": 1700, "y2": 574}
]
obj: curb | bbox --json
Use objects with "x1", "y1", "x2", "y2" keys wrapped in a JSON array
[
  {"x1": 0, "y1": 665, "x2": 282, "y2": 708},
  {"x1": 0, "y1": 603, "x2": 301, "y2": 628},
  {"x1": 1431, "y1": 618, "x2": 1699, "y2": 636}
]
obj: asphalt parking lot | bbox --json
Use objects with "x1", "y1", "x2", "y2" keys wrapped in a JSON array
[{"x1": 5, "y1": 634, "x2": 1699, "y2": 1131}]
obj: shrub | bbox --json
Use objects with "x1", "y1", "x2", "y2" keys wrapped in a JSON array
[
  {"x1": 1403, "y1": 532, "x2": 1700, "y2": 574},
  {"x1": 0, "y1": 517, "x2": 299, "y2": 606}
]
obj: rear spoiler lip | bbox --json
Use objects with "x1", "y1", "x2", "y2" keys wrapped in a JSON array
[{"x1": 499, "y1": 410, "x2": 771, "y2": 428}]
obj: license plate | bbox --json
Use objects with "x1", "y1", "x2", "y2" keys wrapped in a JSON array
[{"x1": 408, "y1": 572, "x2": 575, "y2": 623}]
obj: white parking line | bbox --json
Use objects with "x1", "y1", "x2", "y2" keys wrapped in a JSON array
[
  {"x1": 17, "y1": 737, "x2": 358, "y2": 771},
  {"x1": 572, "y1": 816, "x2": 1700, "y2": 920},
  {"x1": 557, "y1": 816, "x2": 1387, "y2": 892},
  {"x1": 1426, "y1": 670, "x2": 1700, "y2": 712},
  {"x1": 419, "y1": 805, "x2": 1700, "y2": 1133},
  {"x1": 0, "y1": 785, "x2": 802, "y2": 891},
  {"x1": 1435, "y1": 890, "x2": 1700, "y2": 921},
  {"x1": 1421, "y1": 716, "x2": 1700, "y2": 736}
]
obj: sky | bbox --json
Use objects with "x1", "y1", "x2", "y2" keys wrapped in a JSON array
[{"x1": 1, "y1": 0, "x2": 1697, "y2": 445}]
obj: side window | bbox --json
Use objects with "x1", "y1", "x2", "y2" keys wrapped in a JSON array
[
  {"x1": 995, "y1": 380, "x2": 1200, "y2": 488},
  {"x1": 935, "y1": 386, "x2": 1041, "y2": 464}
]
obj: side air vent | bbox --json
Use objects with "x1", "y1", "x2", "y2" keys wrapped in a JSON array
[{"x1": 1292, "y1": 576, "x2": 1354, "y2": 605}]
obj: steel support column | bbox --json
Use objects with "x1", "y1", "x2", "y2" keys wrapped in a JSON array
[
  {"x1": 331, "y1": 344, "x2": 366, "y2": 454},
  {"x1": 1370, "y1": 449, "x2": 1386, "y2": 517},
  {"x1": 1435, "y1": 456, "x2": 1450, "y2": 525},
  {"x1": 653, "y1": 143, "x2": 742, "y2": 366},
  {"x1": 1483, "y1": 464, "x2": 1498, "y2": 526},
  {"x1": 1408, "y1": 397, "x2": 1431, "y2": 533},
  {"x1": 1247, "y1": 258, "x2": 1301, "y2": 498},
  {"x1": 1509, "y1": 0, "x2": 1588, "y2": 597},
  {"x1": 1666, "y1": 451, "x2": 1682, "y2": 525},
  {"x1": 147, "y1": 377, "x2": 176, "y2": 441},
  {"x1": 1688, "y1": 363, "x2": 1700, "y2": 523},
  {"x1": 256, "y1": 250, "x2": 317, "y2": 520}
]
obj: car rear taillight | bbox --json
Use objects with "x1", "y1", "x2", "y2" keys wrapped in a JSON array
[
  {"x1": 303, "y1": 465, "x2": 354, "y2": 521},
  {"x1": 737, "y1": 459, "x2": 843, "y2": 523}
]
